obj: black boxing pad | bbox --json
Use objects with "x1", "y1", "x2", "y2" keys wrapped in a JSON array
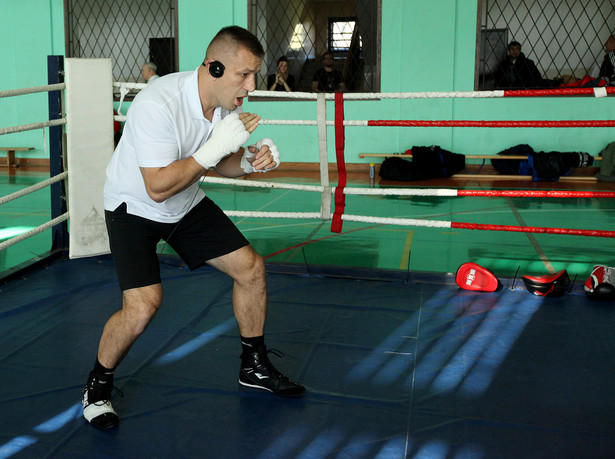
[{"x1": 522, "y1": 269, "x2": 570, "y2": 297}]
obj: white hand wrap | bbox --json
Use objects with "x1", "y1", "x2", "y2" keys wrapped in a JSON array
[
  {"x1": 241, "y1": 138, "x2": 280, "y2": 174},
  {"x1": 192, "y1": 113, "x2": 250, "y2": 169}
]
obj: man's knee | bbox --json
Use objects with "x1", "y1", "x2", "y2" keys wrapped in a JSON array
[
  {"x1": 241, "y1": 248, "x2": 265, "y2": 279},
  {"x1": 122, "y1": 285, "x2": 162, "y2": 334}
]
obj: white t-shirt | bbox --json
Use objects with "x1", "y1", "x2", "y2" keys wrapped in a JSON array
[{"x1": 104, "y1": 67, "x2": 240, "y2": 223}]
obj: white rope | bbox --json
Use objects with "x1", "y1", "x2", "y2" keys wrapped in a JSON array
[
  {"x1": 224, "y1": 211, "x2": 322, "y2": 219},
  {"x1": 342, "y1": 214, "x2": 452, "y2": 228},
  {"x1": 116, "y1": 83, "x2": 130, "y2": 116},
  {"x1": 259, "y1": 119, "x2": 318, "y2": 125},
  {"x1": 341, "y1": 187, "x2": 459, "y2": 196},
  {"x1": 258, "y1": 120, "x2": 369, "y2": 126},
  {"x1": 201, "y1": 177, "x2": 463, "y2": 197},
  {"x1": 112, "y1": 82, "x2": 147, "y2": 91},
  {"x1": 201, "y1": 176, "x2": 324, "y2": 192},
  {"x1": 0, "y1": 171, "x2": 68, "y2": 206},
  {"x1": 0, "y1": 118, "x2": 66, "y2": 136},
  {"x1": 249, "y1": 90, "x2": 507, "y2": 100},
  {"x1": 0, "y1": 213, "x2": 68, "y2": 252},
  {"x1": 317, "y1": 92, "x2": 332, "y2": 220},
  {"x1": 0, "y1": 83, "x2": 66, "y2": 99}
]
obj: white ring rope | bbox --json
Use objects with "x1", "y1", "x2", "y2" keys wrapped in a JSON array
[
  {"x1": 0, "y1": 119, "x2": 66, "y2": 136},
  {"x1": 0, "y1": 171, "x2": 68, "y2": 205},
  {"x1": 249, "y1": 90, "x2": 509, "y2": 100},
  {"x1": 201, "y1": 176, "x2": 324, "y2": 193},
  {"x1": 224, "y1": 211, "x2": 322, "y2": 219},
  {"x1": 342, "y1": 214, "x2": 452, "y2": 228},
  {"x1": 113, "y1": 82, "x2": 147, "y2": 91},
  {"x1": 0, "y1": 83, "x2": 66, "y2": 99},
  {"x1": 0, "y1": 82, "x2": 69, "y2": 254},
  {"x1": 0, "y1": 213, "x2": 68, "y2": 252},
  {"x1": 202, "y1": 176, "x2": 463, "y2": 196}
]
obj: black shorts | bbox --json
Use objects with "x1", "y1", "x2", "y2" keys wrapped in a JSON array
[{"x1": 105, "y1": 197, "x2": 249, "y2": 291}]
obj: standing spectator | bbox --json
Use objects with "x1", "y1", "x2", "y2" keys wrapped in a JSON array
[
  {"x1": 311, "y1": 52, "x2": 346, "y2": 93},
  {"x1": 267, "y1": 56, "x2": 295, "y2": 92}
]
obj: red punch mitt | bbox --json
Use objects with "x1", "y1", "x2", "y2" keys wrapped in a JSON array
[
  {"x1": 522, "y1": 269, "x2": 570, "y2": 297},
  {"x1": 584, "y1": 265, "x2": 615, "y2": 301},
  {"x1": 456, "y1": 263, "x2": 499, "y2": 292}
]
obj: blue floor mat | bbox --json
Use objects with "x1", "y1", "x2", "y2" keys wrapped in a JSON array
[{"x1": 0, "y1": 256, "x2": 614, "y2": 458}]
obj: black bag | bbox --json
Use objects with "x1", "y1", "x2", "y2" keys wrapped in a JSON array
[{"x1": 379, "y1": 146, "x2": 465, "y2": 181}]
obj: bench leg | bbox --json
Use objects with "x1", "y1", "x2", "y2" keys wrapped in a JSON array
[{"x1": 7, "y1": 150, "x2": 15, "y2": 167}]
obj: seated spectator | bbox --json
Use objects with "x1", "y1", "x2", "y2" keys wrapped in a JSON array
[
  {"x1": 267, "y1": 56, "x2": 295, "y2": 92},
  {"x1": 141, "y1": 62, "x2": 159, "y2": 83},
  {"x1": 599, "y1": 35, "x2": 615, "y2": 85},
  {"x1": 560, "y1": 36, "x2": 615, "y2": 88},
  {"x1": 312, "y1": 52, "x2": 347, "y2": 93},
  {"x1": 493, "y1": 41, "x2": 543, "y2": 89}
]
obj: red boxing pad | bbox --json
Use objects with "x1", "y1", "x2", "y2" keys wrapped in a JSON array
[{"x1": 456, "y1": 263, "x2": 499, "y2": 292}]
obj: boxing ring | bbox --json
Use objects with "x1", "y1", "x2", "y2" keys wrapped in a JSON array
[{"x1": 1, "y1": 58, "x2": 615, "y2": 458}]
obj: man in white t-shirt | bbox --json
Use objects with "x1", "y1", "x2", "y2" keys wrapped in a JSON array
[{"x1": 82, "y1": 26, "x2": 305, "y2": 431}]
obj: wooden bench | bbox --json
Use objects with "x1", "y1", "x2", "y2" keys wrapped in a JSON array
[{"x1": 0, "y1": 147, "x2": 34, "y2": 167}]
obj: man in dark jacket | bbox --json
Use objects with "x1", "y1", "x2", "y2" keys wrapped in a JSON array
[{"x1": 493, "y1": 41, "x2": 543, "y2": 89}]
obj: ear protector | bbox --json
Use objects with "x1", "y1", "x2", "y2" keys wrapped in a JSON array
[{"x1": 206, "y1": 60, "x2": 225, "y2": 78}]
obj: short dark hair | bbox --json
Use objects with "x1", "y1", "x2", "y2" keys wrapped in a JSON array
[
  {"x1": 322, "y1": 52, "x2": 334, "y2": 60},
  {"x1": 277, "y1": 56, "x2": 288, "y2": 65},
  {"x1": 508, "y1": 41, "x2": 521, "y2": 49},
  {"x1": 208, "y1": 26, "x2": 265, "y2": 59}
]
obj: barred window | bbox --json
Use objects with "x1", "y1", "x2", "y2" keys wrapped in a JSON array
[
  {"x1": 329, "y1": 18, "x2": 358, "y2": 51},
  {"x1": 249, "y1": 0, "x2": 381, "y2": 92},
  {"x1": 65, "y1": 0, "x2": 178, "y2": 94},
  {"x1": 477, "y1": 0, "x2": 615, "y2": 90}
]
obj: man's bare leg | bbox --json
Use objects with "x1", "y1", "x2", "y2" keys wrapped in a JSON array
[
  {"x1": 208, "y1": 245, "x2": 305, "y2": 396},
  {"x1": 83, "y1": 283, "x2": 163, "y2": 429},
  {"x1": 97, "y1": 283, "x2": 163, "y2": 368}
]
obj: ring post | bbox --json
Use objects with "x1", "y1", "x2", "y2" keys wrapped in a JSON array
[{"x1": 48, "y1": 55, "x2": 68, "y2": 252}]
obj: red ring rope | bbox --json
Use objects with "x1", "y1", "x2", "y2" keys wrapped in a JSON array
[
  {"x1": 367, "y1": 120, "x2": 615, "y2": 128},
  {"x1": 450, "y1": 222, "x2": 615, "y2": 238},
  {"x1": 503, "y1": 87, "x2": 615, "y2": 97},
  {"x1": 457, "y1": 190, "x2": 615, "y2": 198}
]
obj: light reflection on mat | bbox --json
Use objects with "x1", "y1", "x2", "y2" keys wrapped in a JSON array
[{"x1": 154, "y1": 317, "x2": 236, "y2": 365}]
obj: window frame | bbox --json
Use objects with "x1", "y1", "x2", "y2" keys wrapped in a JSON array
[
  {"x1": 64, "y1": 0, "x2": 179, "y2": 101},
  {"x1": 328, "y1": 16, "x2": 359, "y2": 53}
]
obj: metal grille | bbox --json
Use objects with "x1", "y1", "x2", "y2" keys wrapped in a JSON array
[
  {"x1": 65, "y1": 0, "x2": 178, "y2": 88},
  {"x1": 249, "y1": 0, "x2": 381, "y2": 92},
  {"x1": 477, "y1": 0, "x2": 615, "y2": 90}
]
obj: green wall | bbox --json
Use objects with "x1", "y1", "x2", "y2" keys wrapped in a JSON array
[
  {"x1": 2, "y1": 0, "x2": 613, "y2": 164},
  {"x1": 0, "y1": 0, "x2": 64, "y2": 160}
]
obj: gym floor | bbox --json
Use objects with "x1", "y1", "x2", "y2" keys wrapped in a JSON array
[{"x1": 1, "y1": 166, "x2": 614, "y2": 458}]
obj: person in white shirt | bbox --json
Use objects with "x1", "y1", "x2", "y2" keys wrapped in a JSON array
[
  {"x1": 82, "y1": 26, "x2": 305, "y2": 431},
  {"x1": 141, "y1": 62, "x2": 159, "y2": 83}
]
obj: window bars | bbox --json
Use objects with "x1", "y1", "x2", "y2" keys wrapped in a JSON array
[
  {"x1": 249, "y1": 0, "x2": 381, "y2": 92},
  {"x1": 478, "y1": 0, "x2": 615, "y2": 90},
  {"x1": 65, "y1": 0, "x2": 178, "y2": 95}
]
